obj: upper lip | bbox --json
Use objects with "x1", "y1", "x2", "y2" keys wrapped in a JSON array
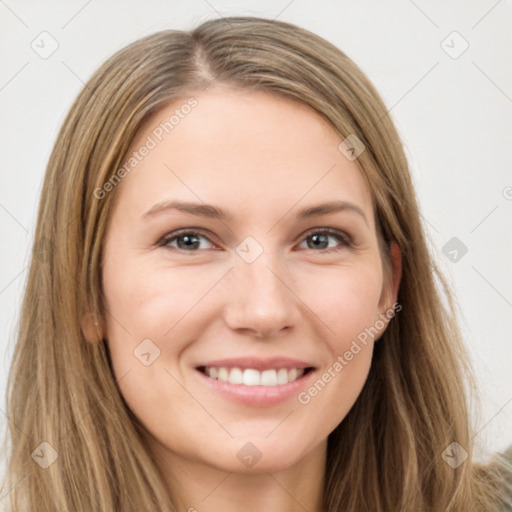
[{"x1": 196, "y1": 357, "x2": 316, "y2": 372}]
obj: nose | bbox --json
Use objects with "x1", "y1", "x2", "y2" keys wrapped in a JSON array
[{"x1": 223, "y1": 252, "x2": 301, "y2": 339}]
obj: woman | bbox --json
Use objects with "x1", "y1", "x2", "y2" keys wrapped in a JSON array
[{"x1": 2, "y1": 16, "x2": 511, "y2": 511}]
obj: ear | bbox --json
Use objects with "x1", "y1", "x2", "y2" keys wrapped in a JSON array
[
  {"x1": 379, "y1": 241, "x2": 402, "y2": 314},
  {"x1": 388, "y1": 241, "x2": 402, "y2": 306},
  {"x1": 80, "y1": 312, "x2": 105, "y2": 343}
]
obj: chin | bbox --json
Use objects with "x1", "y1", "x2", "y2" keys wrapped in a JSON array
[
  {"x1": 221, "y1": 436, "x2": 316, "y2": 475},
  {"x1": 218, "y1": 452, "x2": 305, "y2": 475}
]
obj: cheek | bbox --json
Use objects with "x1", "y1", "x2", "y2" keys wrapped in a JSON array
[
  {"x1": 102, "y1": 260, "x2": 215, "y2": 349},
  {"x1": 101, "y1": 258, "x2": 226, "y2": 417},
  {"x1": 293, "y1": 262, "x2": 383, "y2": 425},
  {"x1": 301, "y1": 261, "x2": 384, "y2": 347},
  {"x1": 101, "y1": 262, "x2": 214, "y2": 436}
]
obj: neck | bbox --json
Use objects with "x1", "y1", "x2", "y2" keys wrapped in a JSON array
[{"x1": 148, "y1": 439, "x2": 327, "y2": 512}]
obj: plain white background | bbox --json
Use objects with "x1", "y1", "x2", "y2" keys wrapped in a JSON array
[{"x1": 0, "y1": 0, "x2": 511, "y2": 466}]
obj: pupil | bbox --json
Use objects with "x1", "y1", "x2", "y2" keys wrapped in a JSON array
[
  {"x1": 310, "y1": 234, "x2": 328, "y2": 249},
  {"x1": 178, "y1": 235, "x2": 199, "y2": 250}
]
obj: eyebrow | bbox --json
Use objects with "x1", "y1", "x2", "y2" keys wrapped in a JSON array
[{"x1": 141, "y1": 200, "x2": 368, "y2": 225}]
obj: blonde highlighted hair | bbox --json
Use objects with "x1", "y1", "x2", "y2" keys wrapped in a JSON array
[{"x1": 2, "y1": 16, "x2": 511, "y2": 511}]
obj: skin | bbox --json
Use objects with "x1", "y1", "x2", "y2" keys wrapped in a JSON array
[{"x1": 90, "y1": 88, "x2": 401, "y2": 512}]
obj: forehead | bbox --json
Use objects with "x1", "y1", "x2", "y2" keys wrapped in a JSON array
[{"x1": 110, "y1": 88, "x2": 374, "y2": 227}]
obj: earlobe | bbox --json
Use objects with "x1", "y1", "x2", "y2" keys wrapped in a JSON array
[{"x1": 80, "y1": 312, "x2": 105, "y2": 343}]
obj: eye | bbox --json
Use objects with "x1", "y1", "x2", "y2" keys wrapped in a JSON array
[
  {"x1": 159, "y1": 230, "x2": 215, "y2": 252},
  {"x1": 158, "y1": 227, "x2": 352, "y2": 253},
  {"x1": 297, "y1": 228, "x2": 352, "y2": 252}
]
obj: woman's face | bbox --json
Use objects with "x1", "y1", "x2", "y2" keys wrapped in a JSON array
[{"x1": 99, "y1": 88, "x2": 400, "y2": 474}]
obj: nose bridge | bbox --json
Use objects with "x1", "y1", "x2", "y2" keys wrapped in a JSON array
[
  {"x1": 224, "y1": 245, "x2": 299, "y2": 337},
  {"x1": 242, "y1": 251, "x2": 285, "y2": 297}
]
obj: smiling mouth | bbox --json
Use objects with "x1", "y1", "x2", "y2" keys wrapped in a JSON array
[{"x1": 196, "y1": 366, "x2": 315, "y2": 387}]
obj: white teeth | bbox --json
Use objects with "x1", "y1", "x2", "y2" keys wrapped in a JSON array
[
  {"x1": 261, "y1": 369, "x2": 277, "y2": 386},
  {"x1": 217, "y1": 367, "x2": 229, "y2": 382},
  {"x1": 293, "y1": 368, "x2": 305, "y2": 380},
  {"x1": 202, "y1": 366, "x2": 307, "y2": 386},
  {"x1": 229, "y1": 367, "x2": 243, "y2": 384},
  {"x1": 243, "y1": 369, "x2": 260, "y2": 386},
  {"x1": 277, "y1": 368, "x2": 288, "y2": 385}
]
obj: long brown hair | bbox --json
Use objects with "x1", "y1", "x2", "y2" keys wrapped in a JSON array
[{"x1": 2, "y1": 16, "x2": 510, "y2": 511}]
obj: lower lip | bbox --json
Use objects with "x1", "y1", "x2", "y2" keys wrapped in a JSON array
[{"x1": 195, "y1": 368, "x2": 316, "y2": 407}]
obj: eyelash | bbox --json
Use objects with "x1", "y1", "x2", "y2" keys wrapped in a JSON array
[{"x1": 158, "y1": 228, "x2": 353, "y2": 254}]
